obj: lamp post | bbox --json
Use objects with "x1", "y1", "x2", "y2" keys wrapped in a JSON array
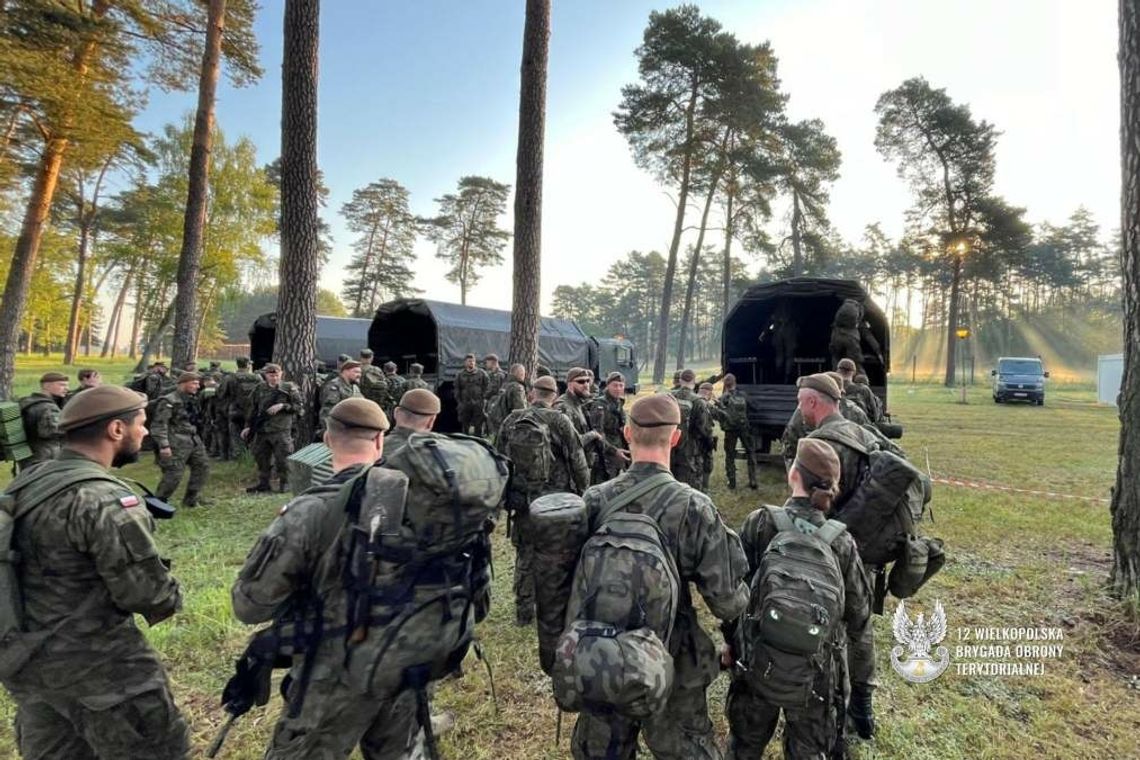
[{"x1": 956, "y1": 326, "x2": 970, "y2": 404}]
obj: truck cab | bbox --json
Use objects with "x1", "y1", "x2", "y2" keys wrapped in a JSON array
[{"x1": 992, "y1": 356, "x2": 1048, "y2": 405}]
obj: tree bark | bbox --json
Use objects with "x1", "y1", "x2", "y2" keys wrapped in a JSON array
[
  {"x1": 722, "y1": 176, "x2": 735, "y2": 322},
  {"x1": 171, "y1": 0, "x2": 226, "y2": 368},
  {"x1": 508, "y1": 0, "x2": 549, "y2": 375},
  {"x1": 944, "y1": 253, "x2": 963, "y2": 386},
  {"x1": 64, "y1": 218, "x2": 91, "y2": 365},
  {"x1": 677, "y1": 167, "x2": 721, "y2": 369},
  {"x1": 652, "y1": 78, "x2": 700, "y2": 384},
  {"x1": 134, "y1": 301, "x2": 176, "y2": 373},
  {"x1": 276, "y1": 0, "x2": 321, "y2": 443},
  {"x1": 791, "y1": 188, "x2": 804, "y2": 276},
  {"x1": 103, "y1": 267, "x2": 132, "y2": 358},
  {"x1": 1111, "y1": 0, "x2": 1140, "y2": 601}
]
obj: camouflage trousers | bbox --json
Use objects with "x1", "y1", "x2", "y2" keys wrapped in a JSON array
[
  {"x1": 510, "y1": 511, "x2": 535, "y2": 623},
  {"x1": 252, "y1": 429, "x2": 295, "y2": 487},
  {"x1": 723, "y1": 429, "x2": 758, "y2": 488},
  {"x1": 266, "y1": 674, "x2": 423, "y2": 759},
  {"x1": 156, "y1": 435, "x2": 210, "y2": 503},
  {"x1": 591, "y1": 445, "x2": 628, "y2": 485},
  {"x1": 847, "y1": 612, "x2": 879, "y2": 689},
  {"x1": 725, "y1": 663, "x2": 839, "y2": 760},
  {"x1": 670, "y1": 458, "x2": 704, "y2": 491},
  {"x1": 14, "y1": 682, "x2": 189, "y2": 760},
  {"x1": 571, "y1": 680, "x2": 721, "y2": 760},
  {"x1": 457, "y1": 403, "x2": 486, "y2": 437},
  {"x1": 228, "y1": 416, "x2": 249, "y2": 458},
  {"x1": 214, "y1": 413, "x2": 232, "y2": 459}
]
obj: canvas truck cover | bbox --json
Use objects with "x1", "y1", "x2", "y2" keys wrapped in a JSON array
[
  {"x1": 367, "y1": 299, "x2": 591, "y2": 382},
  {"x1": 249, "y1": 313, "x2": 372, "y2": 370}
]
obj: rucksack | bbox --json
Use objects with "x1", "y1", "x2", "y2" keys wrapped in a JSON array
[
  {"x1": 740, "y1": 506, "x2": 846, "y2": 709},
  {"x1": 127, "y1": 374, "x2": 148, "y2": 393},
  {"x1": 0, "y1": 401, "x2": 30, "y2": 463},
  {"x1": 486, "y1": 387, "x2": 514, "y2": 436},
  {"x1": 529, "y1": 492, "x2": 591, "y2": 675},
  {"x1": 551, "y1": 472, "x2": 680, "y2": 719},
  {"x1": 811, "y1": 427, "x2": 932, "y2": 567},
  {"x1": 721, "y1": 391, "x2": 749, "y2": 431},
  {"x1": 506, "y1": 409, "x2": 554, "y2": 500},
  {"x1": 229, "y1": 372, "x2": 263, "y2": 416},
  {"x1": 0, "y1": 463, "x2": 128, "y2": 680},
  {"x1": 834, "y1": 298, "x2": 862, "y2": 329},
  {"x1": 670, "y1": 392, "x2": 694, "y2": 448}
]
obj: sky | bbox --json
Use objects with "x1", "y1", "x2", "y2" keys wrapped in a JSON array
[{"x1": 135, "y1": 0, "x2": 1121, "y2": 315}]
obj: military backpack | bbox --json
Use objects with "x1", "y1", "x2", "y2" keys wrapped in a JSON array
[
  {"x1": 505, "y1": 409, "x2": 554, "y2": 502},
  {"x1": 228, "y1": 372, "x2": 263, "y2": 419},
  {"x1": 551, "y1": 473, "x2": 680, "y2": 719},
  {"x1": 739, "y1": 506, "x2": 846, "y2": 709},
  {"x1": 721, "y1": 391, "x2": 749, "y2": 431}
]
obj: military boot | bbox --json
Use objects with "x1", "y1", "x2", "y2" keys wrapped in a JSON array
[
  {"x1": 246, "y1": 479, "x2": 271, "y2": 494},
  {"x1": 849, "y1": 684, "x2": 875, "y2": 739},
  {"x1": 727, "y1": 477, "x2": 736, "y2": 490},
  {"x1": 277, "y1": 479, "x2": 289, "y2": 493},
  {"x1": 183, "y1": 491, "x2": 200, "y2": 508}
]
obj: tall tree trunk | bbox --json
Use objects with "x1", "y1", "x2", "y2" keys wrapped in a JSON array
[
  {"x1": 134, "y1": 301, "x2": 176, "y2": 373},
  {"x1": 791, "y1": 188, "x2": 805, "y2": 276},
  {"x1": 722, "y1": 177, "x2": 735, "y2": 321},
  {"x1": 652, "y1": 78, "x2": 700, "y2": 384},
  {"x1": 1111, "y1": 0, "x2": 1140, "y2": 601},
  {"x1": 103, "y1": 268, "x2": 131, "y2": 358},
  {"x1": 677, "y1": 168, "x2": 721, "y2": 369},
  {"x1": 64, "y1": 220, "x2": 92, "y2": 365},
  {"x1": 508, "y1": 0, "x2": 549, "y2": 376},
  {"x1": 276, "y1": 0, "x2": 321, "y2": 443},
  {"x1": 129, "y1": 275, "x2": 145, "y2": 359},
  {"x1": 171, "y1": 0, "x2": 226, "y2": 368},
  {"x1": 944, "y1": 253, "x2": 963, "y2": 386}
]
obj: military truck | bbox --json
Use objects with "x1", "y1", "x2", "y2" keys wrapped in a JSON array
[
  {"x1": 248, "y1": 313, "x2": 372, "y2": 370},
  {"x1": 721, "y1": 278, "x2": 895, "y2": 459},
  {"x1": 368, "y1": 298, "x2": 639, "y2": 431}
]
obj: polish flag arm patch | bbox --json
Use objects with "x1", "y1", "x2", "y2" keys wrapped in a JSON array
[{"x1": 119, "y1": 494, "x2": 141, "y2": 508}]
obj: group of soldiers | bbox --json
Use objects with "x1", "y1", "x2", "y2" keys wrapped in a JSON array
[{"x1": 3, "y1": 344, "x2": 909, "y2": 760}]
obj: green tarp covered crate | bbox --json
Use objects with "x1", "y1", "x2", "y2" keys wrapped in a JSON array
[
  {"x1": 287, "y1": 442, "x2": 334, "y2": 495},
  {"x1": 0, "y1": 401, "x2": 29, "y2": 461}
]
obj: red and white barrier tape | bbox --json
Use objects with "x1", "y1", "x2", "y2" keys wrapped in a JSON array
[{"x1": 930, "y1": 475, "x2": 1110, "y2": 505}]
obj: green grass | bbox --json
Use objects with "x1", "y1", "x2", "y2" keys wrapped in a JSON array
[{"x1": 0, "y1": 382, "x2": 1135, "y2": 759}]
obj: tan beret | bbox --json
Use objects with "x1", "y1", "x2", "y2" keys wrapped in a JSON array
[
  {"x1": 566, "y1": 367, "x2": 590, "y2": 382},
  {"x1": 533, "y1": 375, "x2": 558, "y2": 393},
  {"x1": 329, "y1": 397, "x2": 389, "y2": 431},
  {"x1": 795, "y1": 438, "x2": 841, "y2": 484},
  {"x1": 409, "y1": 362, "x2": 424, "y2": 373},
  {"x1": 825, "y1": 371, "x2": 847, "y2": 395},
  {"x1": 177, "y1": 371, "x2": 201, "y2": 384},
  {"x1": 40, "y1": 372, "x2": 68, "y2": 383},
  {"x1": 59, "y1": 385, "x2": 147, "y2": 432},
  {"x1": 484, "y1": 353, "x2": 499, "y2": 362},
  {"x1": 699, "y1": 382, "x2": 714, "y2": 392},
  {"x1": 837, "y1": 358, "x2": 857, "y2": 372},
  {"x1": 360, "y1": 348, "x2": 374, "y2": 358},
  {"x1": 797, "y1": 373, "x2": 842, "y2": 402},
  {"x1": 630, "y1": 394, "x2": 681, "y2": 428},
  {"x1": 398, "y1": 388, "x2": 441, "y2": 416},
  {"x1": 340, "y1": 359, "x2": 362, "y2": 371},
  {"x1": 262, "y1": 363, "x2": 282, "y2": 373},
  {"x1": 680, "y1": 369, "x2": 696, "y2": 383},
  {"x1": 465, "y1": 353, "x2": 476, "y2": 360},
  {"x1": 383, "y1": 361, "x2": 397, "y2": 372},
  {"x1": 722, "y1": 373, "x2": 737, "y2": 386},
  {"x1": 604, "y1": 371, "x2": 624, "y2": 385}
]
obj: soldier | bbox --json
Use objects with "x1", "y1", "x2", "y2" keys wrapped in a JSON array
[
  {"x1": 838, "y1": 359, "x2": 881, "y2": 422},
  {"x1": 535, "y1": 364, "x2": 552, "y2": 379},
  {"x1": 143, "y1": 361, "x2": 175, "y2": 401},
  {"x1": 19, "y1": 372, "x2": 68, "y2": 469},
  {"x1": 2, "y1": 386, "x2": 188, "y2": 758},
  {"x1": 669, "y1": 369, "x2": 715, "y2": 491},
  {"x1": 64, "y1": 368, "x2": 101, "y2": 403},
  {"x1": 852, "y1": 373, "x2": 882, "y2": 421},
  {"x1": 403, "y1": 362, "x2": 430, "y2": 391},
  {"x1": 217, "y1": 357, "x2": 262, "y2": 459},
  {"x1": 723, "y1": 438, "x2": 871, "y2": 760},
  {"x1": 382, "y1": 361, "x2": 405, "y2": 414},
  {"x1": 206, "y1": 360, "x2": 225, "y2": 380},
  {"x1": 199, "y1": 374, "x2": 220, "y2": 457},
  {"x1": 151, "y1": 372, "x2": 210, "y2": 508},
  {"x1": 243, "y1": 363, "x2": 303, "y2": 493},
  {"x1": 318, "y1": 359, "x2": 363, "y2": 438},
  {"x1": 359, "y1": 349, "x2": 390, "y2": 412},
  {"x1": 498, "y1": 374, "x2": 589, "y2": 626},
  {"x1": 232, "y1": 399, "x2": 423, "y2": 760},
  {"x1": 716, "y1": 373, "x2": 758, "y2": 490},
  {"x1": 555, "y1": 367, "x2": 603, "y2": 466},
  {"x1": 385, "y1": 388, "x2": 441, "y2": 453},
  {"x1": 698, "y1": 382, "x2": 717, "y2": 491},
  {"x1": 571, "y1": 394, "x2": 748, "y2": 760},
  {"x1": 486, "y1": 363, "x2": 527, "y2": 442},
  {"x1": 826, "y1": 370, "x2": 871, "y2": 426},
  {"x1": 798, "y1": 373, "x2": 882, "y2": 740},
  {"x1": 587, "y1": 371, "x2": 631, "y2": 484},
  {"x1": 483, "y1": 353, "x2": 507, "y2": 407},
  {"x1": 671, "y1": 369, "x2": 682, "y2": 390},
  {"x1": 455, "y1": 353, "x2": 489, "y2": 436}
]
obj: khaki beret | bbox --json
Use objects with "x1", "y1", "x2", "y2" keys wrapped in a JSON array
[
  {"x1": 398, "y1": 388, "x2": 441, "y2": 416},
  {"x1": 699, "y1": 382, "x2": 714, "y2": 392},
  {"x1": 383, "y1": 361, "x2": 397, "y2": 372},
  {"x1": 630, "y1": 394, "x2": 682, "y2": 428},
  {"x1": 605, "y1": 371, "x2": 625, "y2": 385},
  {"x1": 825, "y1": 371, "x2": 846, "y2": 394},
  {"x1": 465, "y1": 353, "x2": 476, "y2": 360},
  {"x1": 567, "y1": 367, "x2": 590, "y2": 382},
  {"x1": 262, "y1": 363, "x2": 282, "y2": 373},
  {"x1": 59, "y1": 386, "x2": 147, "y2": 432},
  {"x1": 680, "y1": 369, "x2": 696, "y2": 383},
  {"x1": 236, "y1": 357, "x2": 250, "y2": 367},
  {"x1": 722, "y1": 373, "x2": 737, "y2": 387},
  {"x1": 40, "y1": 372, "x2": 68, "y2": 383},
  {"x1": 797, "y1": 373, "x2": 841, "y2": 402},
  {"x1": 484, "y1": 353, "x2": 499, "y2": 362},
  {"x1": 340, "y1": 359, "x2": 362, "y2": 371},
  {"x1": 854, "y1": 373, "x2": 870, "y2": 385},
  {"x1": 533, "y1": 375, "x2": 558, "y2": 393},
  {"x1": 409, "y1": 362, "x2": 424, "y2": 373},
  {"x1": 329, "y1": 397, "x2": 389, "y2": 432},
  {"x1": 360, "y1": 348, "x2": 374, "y2": 358},
  {"x1": 177, "y1": 372, "x2": 201, "y2": 384},
  {"x1": 837, "y1": 358, "x2": 857, "y2": 372},
  {"x1": 536, "y1": 365, "x2": 552, "y2": 377},
  {"x1": 795, "y1": 438, "x2": 841, "y2": 485}
]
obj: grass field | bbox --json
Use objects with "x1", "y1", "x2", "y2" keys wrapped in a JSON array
[{"x1": 1, "y1": 362, "x2": 1137, "y2": 759}]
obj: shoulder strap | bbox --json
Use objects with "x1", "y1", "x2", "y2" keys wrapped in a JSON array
[
  {"x1": 596, "y1": 472, "x2": 673, "y2": 526},
  {"x1": 4, "y1": 468, "x2": 127, "y2": 521},
  {"x1": 814, "y1": 519, "x2": 847, "y2": 545},
  {"x1": 768, "y1": 506, "x2": 795, "y2": 533},
  {"x1": 809, "y1": 425, "x2": 871, "y2": 456}
]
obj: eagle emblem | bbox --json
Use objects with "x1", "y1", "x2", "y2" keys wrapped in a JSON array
[{"x1": 890, "y1": 599, "x2": 950, "y2": 683}]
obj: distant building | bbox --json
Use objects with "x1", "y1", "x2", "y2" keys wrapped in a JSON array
[{"x1": 1097, "y1": 353, "x2": 1123, "y2": 406}]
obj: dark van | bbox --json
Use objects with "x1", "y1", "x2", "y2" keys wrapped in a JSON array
[{"x1": 991, "y1": 356, "x2": 1049, "y2": 405}]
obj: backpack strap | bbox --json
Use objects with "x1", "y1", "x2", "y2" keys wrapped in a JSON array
[
  {"x1": 809, "y1": 425, "x2": 871, "y2": 456},
  {"x1": 595, "y1": 472, "x2": 673, "y2": 527},
  {"x1": 814, "y1": 519, "x2": 847, "y2": 545},
  {"x1": 768, "y1": 506, "x2": 795, "y2": 534}
]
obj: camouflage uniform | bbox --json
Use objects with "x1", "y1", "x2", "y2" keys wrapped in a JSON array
[
  {"x1": 143, "y1": 371, "x2": 176, "y2": 402},
  {"x1": 487, "y1": 378, "x2": 527, "y2": 442},
  {"x1": 587, "y1": 393, "x2": 628, "y2": 484},
  {"x1": 359, "y1": 364, "x2": 391, "y2": 412},
  {"x1": 402, "y1": 368, "x2": 430, "y2": 392},
  {"x1": 4, "y1": 451, "x2": 188, "y2": 759},
  {"x1": 497, "y1": 400, "x2": 589, "y2": 623},
  {"x1": 845, "y1": 380, "x2": 881, "y2": 423},
  {"x1": 382, "y1": 371, "x2": 405, "y2": 417},
  {"x1": 715, "y1": 388, "x2": 757, "y2": 489},
  {"x1": 725, "y1": 497, "x2": 871, "y2": 760},
  {"x1": 841, "y1": 396, "x2": 871, "y2": 426},
  {"x1": 455, "y1": 367, "x2": 489, "y2": 436},
  {"x1": 232, "y1": 465, "x2": 421, "y2": 760},
  {"x1": 669, "y1": 387, "x2": 714, "y2": 491},
  {"x1": 247, "y1": 382, "x2": 303, "y2": 490},
  {"x1": 18, "y1": 393, "x2": 63, "y2": 467},
  {"x1": 318, "y1": 376, "x2": 362, "y2": 437},
  {"x1": 150, "y1": 390, "x2": 210, "y2": 505},
  {"x1": 218, "y1": 370, "x2": 262, "y2": 458},
  {"x1": 484, "y1": 366, "x2": 507, "y2": 405},
  {"x1": 555, "y1": 390, "x2": 598, "y2": 467},
  {"x1": 572, "y1": 463, "x2": 748, "y2": 760}
]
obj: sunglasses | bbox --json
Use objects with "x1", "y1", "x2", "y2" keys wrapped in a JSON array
[{"x1": 572, "y1": 379, "x2": 590, "y2": 384}]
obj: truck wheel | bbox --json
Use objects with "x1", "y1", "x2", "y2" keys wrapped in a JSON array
[{"x1": 993, "y1": 395, "x2": 1001, "y2": 404}]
